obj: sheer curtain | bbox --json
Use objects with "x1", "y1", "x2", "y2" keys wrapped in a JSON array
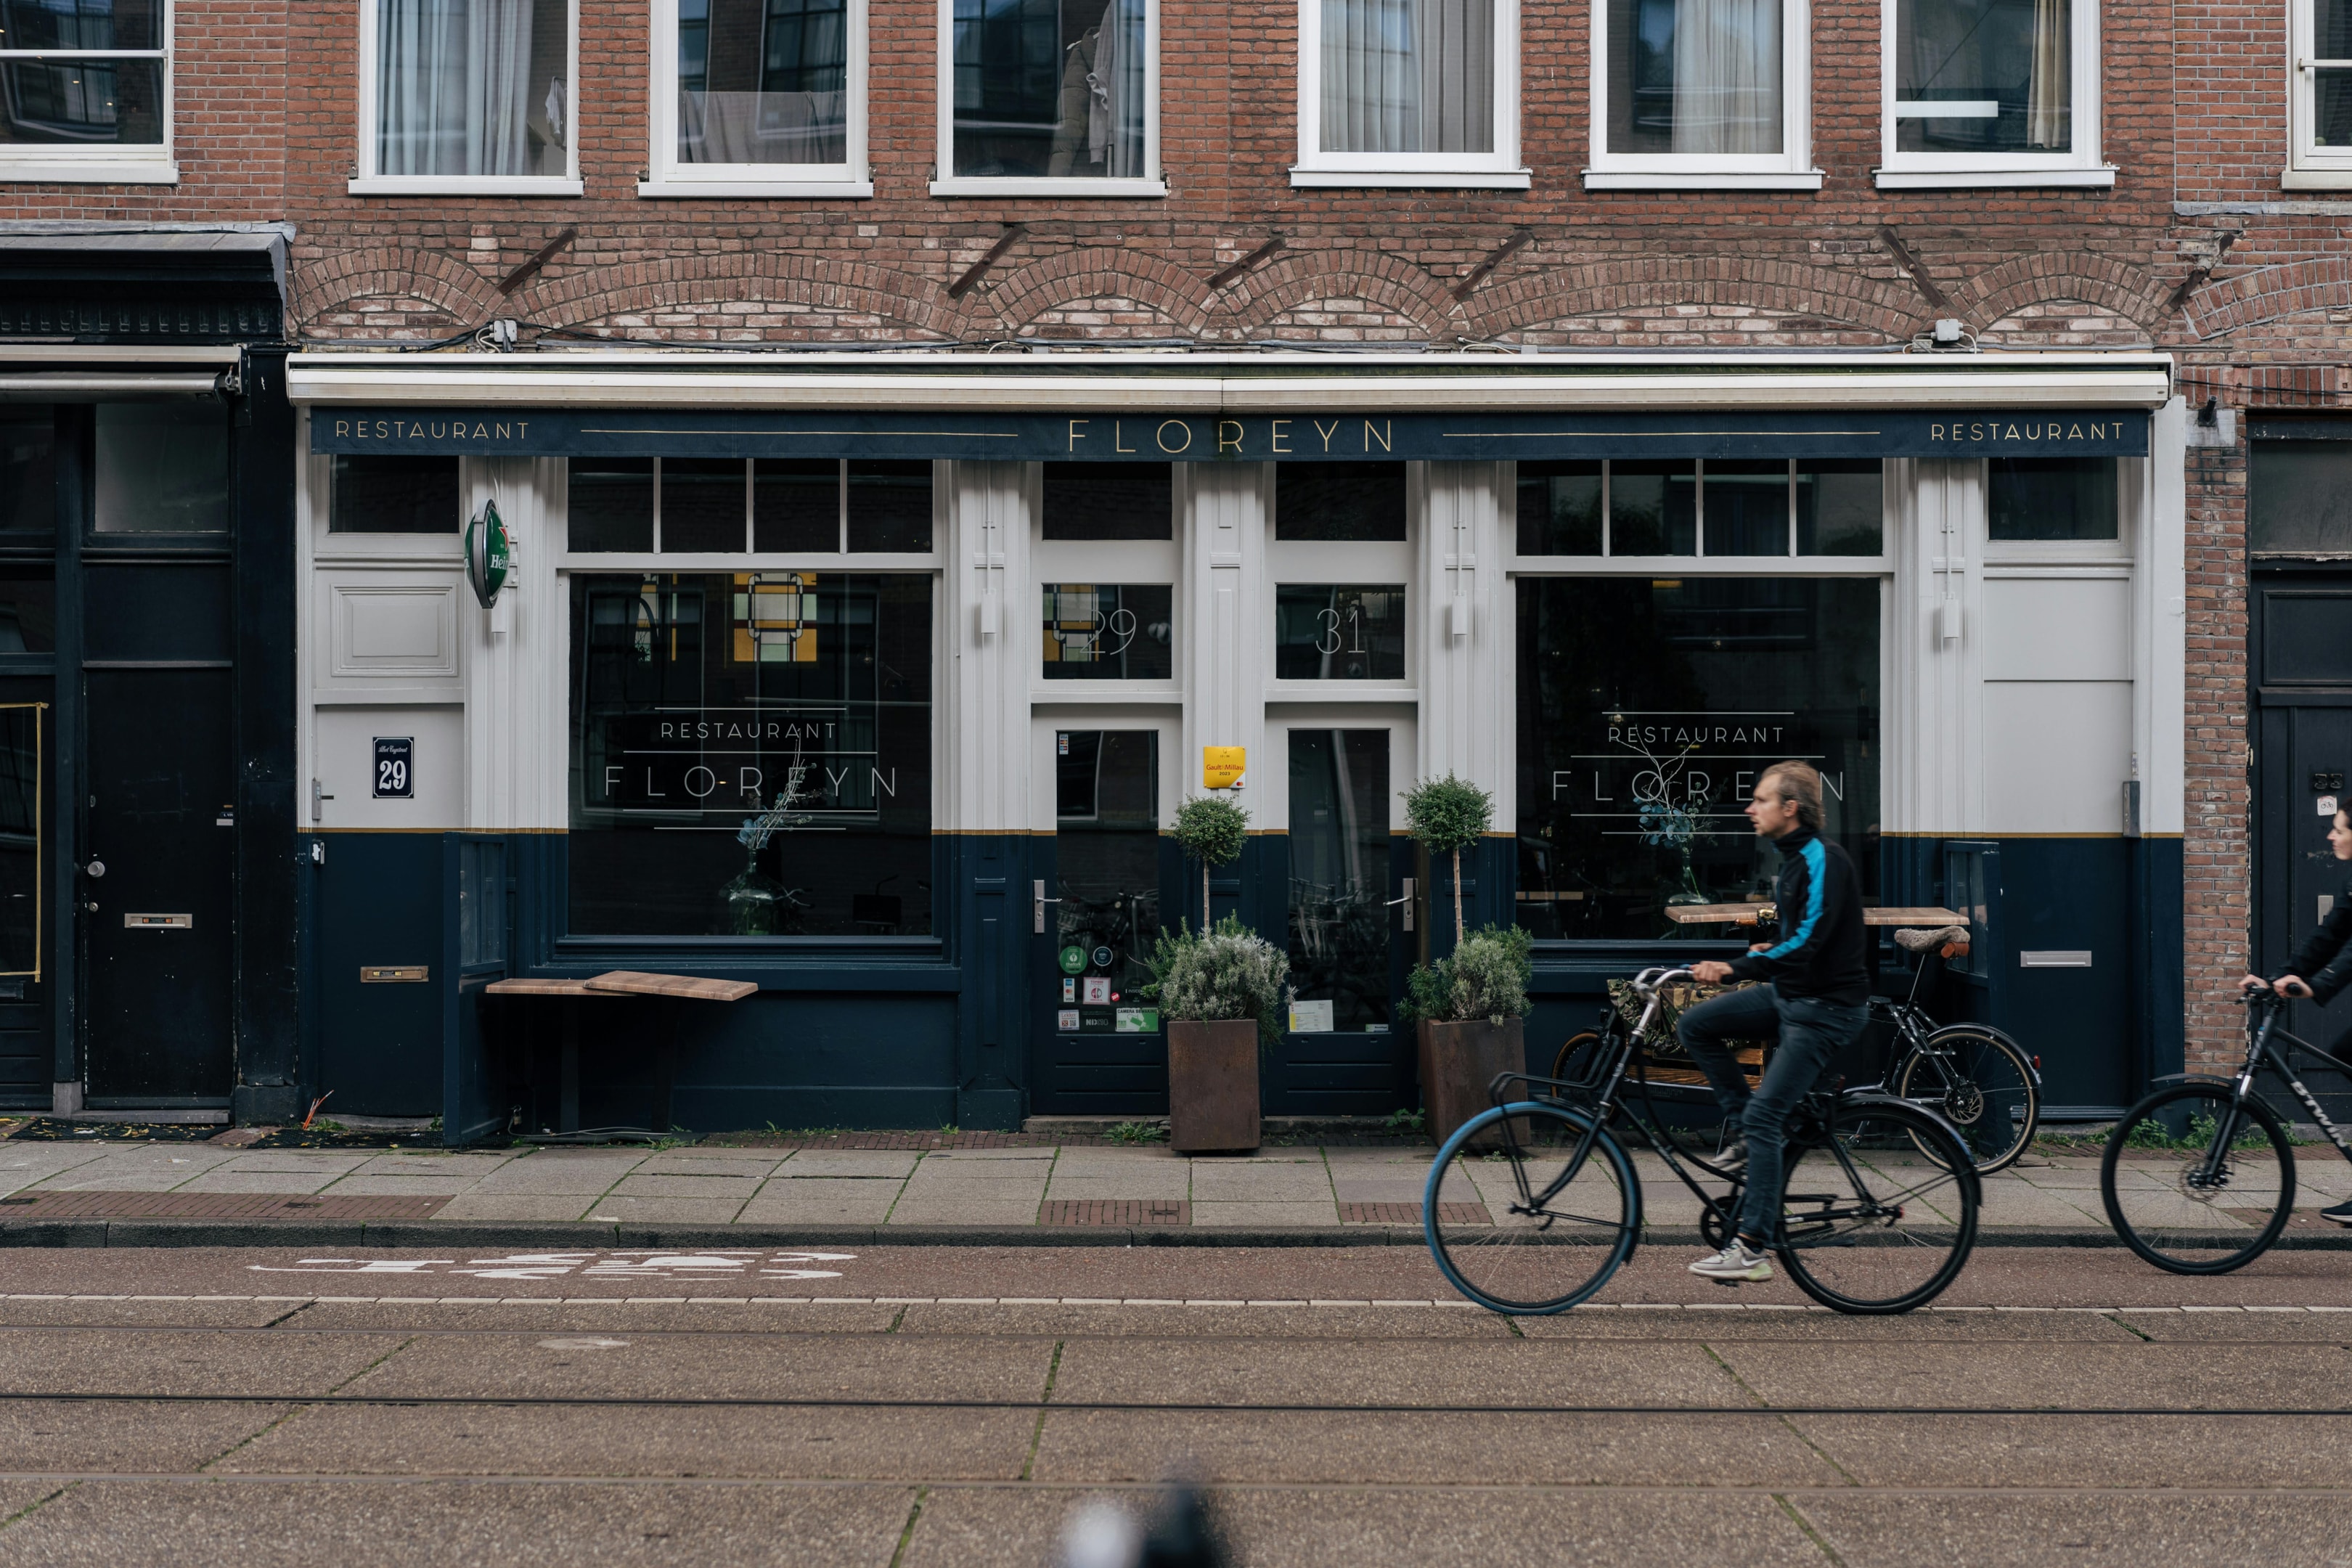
[
  {"x1": 2027, "y1": 0, "x2": 2069, "y2": 147},
  {"x1": 1321, "y1": 0, "x2": 1493, "y2": 154},
  {"x1": 377, "y1": 0, "x2": 536, "y2": 176},
  {"x1": 1668, "y1": 0, "x2": 1780, "y2": 154}
]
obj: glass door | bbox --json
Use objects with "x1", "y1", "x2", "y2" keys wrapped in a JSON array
[
  {"x1": 1277, "y1": 727, "x2": 1409, "y2": 1113},
  {"x1": 1031, "y1": 730, "x2": 1169, "y2": 1114}
]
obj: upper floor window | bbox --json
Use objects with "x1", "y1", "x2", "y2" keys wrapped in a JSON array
[
  {"x1": 2290, "y1": 0, "x2": 2352, "y2": 188},
  {"x1": 1879, "y1": 0, "x2": 2107, "y2": 187},
  {"x1": 354, "y1": 0, "x2": 579, "y2": 195},
  {"x1": 934, "y1": 0, "x2": 1161, "y2": 196},
  {"x1": 1294, "y1": 0, "x2": 1525, "y2": 187},
  {"x1": 0, "y1": 0, "x2": 176, "y2": 184},
  {"x1": 1586, "y1": 0, "x2": 1816, "y2": 189},
  {"x1": 645, "y1": 0, "x2": 868, "y2": 197}
]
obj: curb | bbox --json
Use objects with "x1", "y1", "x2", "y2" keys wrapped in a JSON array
[{"x1": 4, "y1": 1218, "x2": 2349, "y2": 1250}]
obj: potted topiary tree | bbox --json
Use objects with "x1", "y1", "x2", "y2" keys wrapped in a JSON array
[
  {"x1": 1405, "y1": 923, "x2": 1534, "y2": 1148},
  {"x1": 1145, "y1": 915, "x2": 1291, "y2": 1153},
  {"x1": 1402, "y1": 774, "x2": 1493, "y2": 946},
  {"x1": 1171, "y1": 794, "x2": 1249, "y2": 930}
]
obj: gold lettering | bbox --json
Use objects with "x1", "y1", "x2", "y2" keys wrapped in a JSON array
[
  {"x1": 1969, "y1": 422, "x2": 1984, "y2": 441},
  {"x1": 2091, "y1": 422, "x2": 2106, "y2": 440},
  {"x1": 1068, "y1": 418, "x2": 1090, "y2": 452},
  {"x1": 1156, "y1": 420, "x2": 1192, "y2": 454},
  {"x1": 1930, "y1": 422, "x2": 1945, "y2": 441},
  {"x1": 1270, "y1": 418, "x2": 1291, "y2": 454},
  {"x1": 1364, "y1": 419, "x2": 1392, "y2": 452},
  {"x1": 1114, "y1": 420, "x2": 1136, "y2": 453},
  {"x1": 2005, "y1": 423, "x2": 2021, "y2": 441},
  {"x1": 1314, "y1": 418, "x2": 1340, "y2": 452},
  {"x1": 335, "y1": 420, "x2": 350, "y2": 438},
  {"x1": 1217, "y1": 420, "x2": 1244, "y2": 455},
  {"x1": 473, "y1": 423, "x2": 490, "y2": 439},
  {"x1": 430, "y1": 422, "x2": 446, "y2": 439},
  {"x1": 516, "y1": 422, "x2": 528, "y2": 440},
  {"x1": 495, "y1": 422, "x2": 511, "y2": 440},
  {"x1": 2069, "y1": 423, "x2": 2083, "y2": 441}
]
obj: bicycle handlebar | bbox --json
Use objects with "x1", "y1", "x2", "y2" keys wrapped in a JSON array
[{"x1": 1630, "y1": 966, "x2": 1696, "y2": 995}]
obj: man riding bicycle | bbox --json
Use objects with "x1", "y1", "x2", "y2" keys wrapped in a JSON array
[
  {"x1": 2239, "y1": 801, "x2": 2352, "y2": 1227},
  {"x1": 1678, "y1": 761, "x2": 1872, "y2": 1282}
]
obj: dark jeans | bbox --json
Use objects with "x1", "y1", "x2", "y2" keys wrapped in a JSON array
[{"x1": 1675, "y1": 984, "x2": 1871, "y2": 1244}]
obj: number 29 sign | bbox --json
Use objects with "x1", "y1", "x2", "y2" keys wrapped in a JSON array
[{"x1": 373, "y1": 737, "x2": 415, "y2": 799}]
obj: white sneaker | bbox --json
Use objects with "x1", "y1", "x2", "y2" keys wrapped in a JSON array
[{"x1": 1687, "y1": 1238, "x2": 1773, "y2": 1283}]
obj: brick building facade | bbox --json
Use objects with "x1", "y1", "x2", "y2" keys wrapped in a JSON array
[{"x1": 7, "y1": 0, "x2": 2340, "y2": 1125}]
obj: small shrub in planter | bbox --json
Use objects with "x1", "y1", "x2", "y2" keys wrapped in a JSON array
[
  {"x1": 1407, "y1": 924, "x2": 1535, "y2": 1148},
  {"x1": 1145, "y1": 915, "x2": 1293, "y2": 1152},
  {"x1": 1401, "y1": 775, "x2": 1494, "y2": 944},
  {"x1": 1171, "y1": 794, "x2": 1249, "y2": 930}
]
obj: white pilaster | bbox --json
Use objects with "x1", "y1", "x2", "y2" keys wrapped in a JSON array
[
  {"x1": 462, "y1": 456, "x2": 566, "y2": 830},
  {"x1": 1415, "y1": 461, "x2": 1512, "y2": 814},
  {"x1": 2139, "y1": 396, "x2": 2188, "y2": 836},
  {"x1": 941, "y1": 460, "x2": 1032, "y2": 833},
  {"x1": 1181, "y1": 462, "x2": 1268, "y2": 808}
]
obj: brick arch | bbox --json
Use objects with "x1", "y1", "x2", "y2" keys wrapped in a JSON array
[
  {"x1": 2182, "y1": 259, "x2": 2352, "y2": 340},
  {"x1": 1466, "y1": 256, "x2": 1920, "y2": 342},
  {"x1": 523, "y1": 253, "x2": 961, "y2": 340},
  {"x1": 1952, "y1": 253, "x2": 2168, "y2": 332},
  {"x1": 984, "y1": 248, "x2": 1214, "y2": 337},
  {"x1": 1214, "y1": 249, "x2": 1460, "y2": 340},
  {"x1": 293, "y1": 245, "x2": 499, "y2": 334},
  {"x1": 1977, "y1": 298, "x2": 2150, "y2": 348}
]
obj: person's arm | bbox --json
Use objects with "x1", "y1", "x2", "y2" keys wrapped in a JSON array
[
  {"x1": 1728, "y1": 843, "x2": 1835, "y2": 984},
  {"x1": 2281, "y1": 879, "x2": 2352, "y2": 990}
]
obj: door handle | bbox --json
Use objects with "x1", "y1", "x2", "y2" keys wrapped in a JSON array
[
  {"x1": 81, "y1": 860, "x2": 104, "y2": 879},
  {"x1": 1385, "y1": 877, "x2": 1416, "y2": 932},
  {"x1": 1032, "y1": 878, "x2": 1061, "y2": 935}
]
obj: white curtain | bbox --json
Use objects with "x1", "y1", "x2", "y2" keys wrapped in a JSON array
[
  {"x1": 377, "y1": 0, "x2": 536, "y2": 176},
  {"x1": 680, "y1": 91, "x2": 846, "y2": 164},
  {"x1": 2027, "y1": 0, "x2": 2069, "y2": 147},
  {"x1": 1668, "y1": 0, "x2": 1780, "y2": 155},
  {"x1": 1321, "y1": 0, "x2": 1492, "y2": 154},
  {"x1": 1097, "y1": 0, "x2": 1147, "y2": 176}
]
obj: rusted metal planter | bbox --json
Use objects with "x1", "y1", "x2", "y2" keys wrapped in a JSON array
[
  {"x1": 1418, "y1": 1017, "x2": 1527, "y2": 1149},
  {"x1": 1167, "y1": 1018, "x2": 1261, "y2": 1153}
]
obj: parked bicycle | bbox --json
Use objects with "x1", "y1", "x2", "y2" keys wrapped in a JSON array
[
  {"x1": 1429, "y1": 965, "x2": 1982, "y2": 1316},
  {"x1": 1548, "y1": 926, "x2": 2039, "y2": 1175},
  {"x1": 2099, "y1": 984, "x2": 2352, "y2": 1273}
]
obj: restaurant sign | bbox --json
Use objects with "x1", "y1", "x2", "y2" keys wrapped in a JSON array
[{"x1": 313, "y1": 408, "x2": 2150, "y2": 462}]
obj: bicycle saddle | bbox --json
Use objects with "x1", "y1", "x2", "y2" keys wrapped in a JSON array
[{"x1": 1894, "y1": 925, "x2": 1969, "y2": 952}]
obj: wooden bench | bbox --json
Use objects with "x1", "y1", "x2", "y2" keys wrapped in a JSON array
[
  {"x1": 1662, "y1": 904, "x2": 1969, "y2": 928},
  {"x1": 486, "y1": 971, "x2": 756, "y2": 1137}
]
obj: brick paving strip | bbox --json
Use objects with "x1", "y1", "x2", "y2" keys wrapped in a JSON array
[
  {"x1": 0, "y1": 1192, "x2": 450, "y2": 1222},
  {"x1": 1039, "y1": 1200, "x2": 1192, "y2": 1225},
  {"x1": 1340, "y1": 1202, "x2": 1490, "y2": 1225}
]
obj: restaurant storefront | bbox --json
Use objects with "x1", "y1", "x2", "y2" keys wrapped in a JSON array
[{"x1": 285, "y1": 350, "x2": 2182, "y2": 1138}]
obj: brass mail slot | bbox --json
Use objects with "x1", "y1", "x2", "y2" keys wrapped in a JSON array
[
  {"x1": 123, "y1": 913, "x2": 192, "y2": 930},
  {"x1": 361, "y1": 965, "x2": 430, "y2": 984}
]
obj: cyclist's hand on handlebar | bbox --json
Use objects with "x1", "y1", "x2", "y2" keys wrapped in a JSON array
[
  {"x1": 2239, "y1": 973, "x2": 2269, "y2": 995},
  {"x1": 2277, "y1": 974, "x2": 2314, "y2": 999},
  {"x1": 1691, "y1": 960, "x2": 1735, "y2": 984}
]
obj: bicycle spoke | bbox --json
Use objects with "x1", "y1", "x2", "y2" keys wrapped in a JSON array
[
  {"x1": 1775, "y1": 1104, "x2": 1978, "y2": 1314},
  {"x1": 1426, "y1": 1106, "x2": 1639, "y2": 1315},
  {"x1": 2101, "y1": 1084, "x2": 2295, "y2": 1274}
]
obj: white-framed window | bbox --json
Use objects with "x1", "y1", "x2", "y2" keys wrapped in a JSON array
[
  {"x1": 2289, "y1": 0, "x2": 2352, "y2": 187},
  {"x1": 1293, "y1": 0, "x2": 1525, "y2": 188},
  {"x1": 1585, "y1": 0, "x2": 1817, "y2": 189},
  {"x1": 642, "y1": 0, "x2": 869, "y2": 197},
  {"x1": 1877, "y1": 0, "x2": 2108, "y2": 187},
  {"x1": 0, "y1": 0, "x2": 176, "y2": 184},
  {"x1": 932, "y1": 0, "x2": 1162, "y2": 197},
  {"x1": 352, "y1": 0, "x2": 581, "y2": 195}
]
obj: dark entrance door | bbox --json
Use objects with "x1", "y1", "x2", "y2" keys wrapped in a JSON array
[
  {"x1": 81, "y1": 669, "x2": 234, "y2": 1103},
  {"x1": 1031, "y1": 730, "x2": 1169, "y2": 1114},
  {"x1": 1273, "y1": 727, "x2": 1410, "y2": 1114},
  {"x1": 2254, "y1": 577, "x2": 2352, "y2": 1108}
]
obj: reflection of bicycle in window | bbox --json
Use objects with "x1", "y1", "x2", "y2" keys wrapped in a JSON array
[{"x1": 1551, "y1": 924, "x2": 2040, "y2": 1175}]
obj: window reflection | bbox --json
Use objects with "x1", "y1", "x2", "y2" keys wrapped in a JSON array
[{"x1": 1287, "y1": 728, "x2": 1391, "y2": 1032}]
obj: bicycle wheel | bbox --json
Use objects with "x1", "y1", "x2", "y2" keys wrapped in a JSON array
[
  {"x1": 1896, "y1": 1026, "x2": 2040, "y2": 1175},
  {"x1": 2100, "y1": 1084, "x2": 2295, "y2": 1275},
  {"x1": 1776, "y1": 1100, "x2": 1980, "y2": 1315},
  {"x1": 1424, "y1": 1101, "x2": 1639, "y2": 1315}
]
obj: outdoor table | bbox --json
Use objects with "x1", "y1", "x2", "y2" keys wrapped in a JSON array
[
  {"x1": 1662, "y1": 904, "x2": 1967, "y2": 928},
  {"x1": 486, "y1": 971, "x2": 756, "y2": 1135}
]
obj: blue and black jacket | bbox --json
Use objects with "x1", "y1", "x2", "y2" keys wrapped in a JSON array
[{"x1": 1727, "y1": 828, "x2": 1871, "y2": 1006}]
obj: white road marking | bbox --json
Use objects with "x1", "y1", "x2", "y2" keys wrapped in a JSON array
[
  {"x1": 1, "y1": 1292, "x2": 2343, "y2": 1312},
  {"x1": 537, "y1": 1337, "x2": 630, "y2": 1349},
  {"x1": 242, "y1": 1251, "x2": 852, "y2": 1281}
]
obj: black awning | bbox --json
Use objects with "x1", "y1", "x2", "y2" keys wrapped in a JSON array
[{"x1": 0, "y1": 229, "x2": 287, "y2": 346}]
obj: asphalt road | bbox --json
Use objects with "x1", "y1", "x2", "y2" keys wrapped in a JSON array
[{"x1": 0, "y1": 1244, "x2": 2345, "y2": 1567}]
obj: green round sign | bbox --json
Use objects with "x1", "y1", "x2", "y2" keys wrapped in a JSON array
[{"x1": 1057, "y1": 945, "x2": 1087, "y2": 976}]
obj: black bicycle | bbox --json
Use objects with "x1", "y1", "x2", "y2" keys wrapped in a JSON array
[
  {"x1": 1428, "y1": 965, "x2": 1982, "y2": 1316},
  {"x1": 1549, "y1": 925, "x2": 2040, "y2": 1175},
  {"x1": 2099, "y1": 986, "x2": 2352, "y2": 1273}
]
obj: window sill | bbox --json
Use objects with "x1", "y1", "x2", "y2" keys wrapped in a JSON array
[
  {"x1": 1582, "y1": 168, "x2": 1824, "y2": 191},
  {"x1": 2280, "y1": 167, "x2": 2352, "y2": 190},
  {"x1": 928, "y1": 176, "x2": 1166, "y2": 198},
  {"x1": 0, "y1": 158, "x2": 177, "y2": 185},
  {"x1": 1872, "y1": 166, "x2": 2115, "y2": 189},
  {"x1": 638, "y1": 176, "x2": 873, "y2": 199},
  {"x1": 1288, "y1": 167, "x2": 1532, "y2": 189},
  {"x1": 347, "y1": 176, "x2": 584, "y2": 197}
]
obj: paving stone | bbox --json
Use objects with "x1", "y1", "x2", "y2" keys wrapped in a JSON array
[
  {"x1": 575, "y1": 1196, "x2": 748, "y2": 1223},
  {"x1": 432, "y1": 1194, "x2": 602, "y2": 1222},
  {"x1": 1189, "y1": 1201, "x2": 1339, "y2": 1227}
]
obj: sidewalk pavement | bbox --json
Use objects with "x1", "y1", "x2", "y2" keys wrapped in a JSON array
[{"x1": 2, "y1": 1135, "x2": 2350, "y2": 1247}]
